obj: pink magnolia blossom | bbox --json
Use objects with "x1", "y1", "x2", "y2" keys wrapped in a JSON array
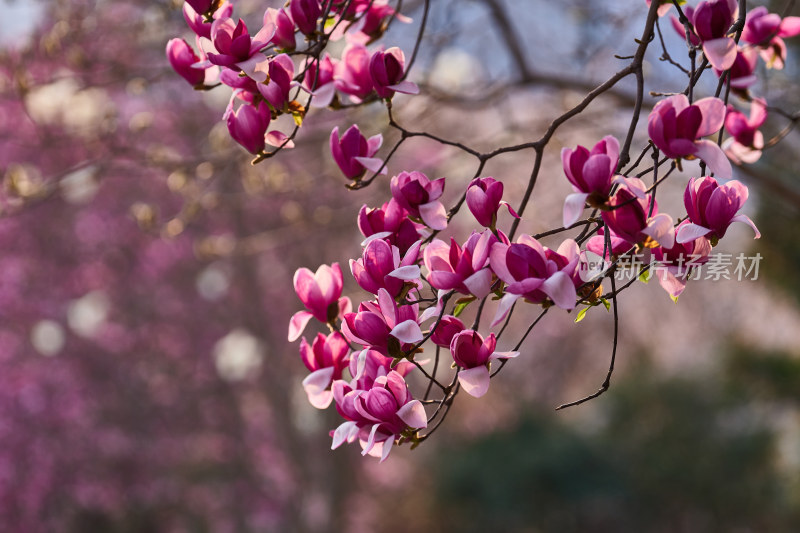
[
  {"x1": 331, "y1": 371, "x2": 427, "y2": 461},
  {"x1": 341, "y1": 289, "x2": 423, "y2": 354},
  {"x1": 449, "y1": 330, "x2": 518, "y2": 398},
  {"x1": 263, "y1": 7, "x2": 296, "y2": 51},
  {"x1": 289, "y1": 0, "x2": 322, "y2": 36},
  {"x1": 601, "y1": 177, "x2": 675, "y2": 249},
  {"x1": 714, "y1": 47, "x2": 758, "y2": 89},
  {"x1": 330, "y1": 125, "x2": 384, "y2": 180},
  {"x1": 357, "y1": 199, "x2": 422, "y2": 255},
  {"x1": 183, "y1": 1, "x2": 233, "y2": 40},
  {"x1": 166, "y1": 38, "x2": 206, "y2": 88},
  {"x1": 288, "y1": 263, "x2": 350, "y2": 341},
  {"x1": 348, "y1": 348, "x2": 414, "y2": 391},
  {"x1": 345, "y1": 0, "x2": 412, "y2": 44},
  {"x1": 299, "y1": 332, "x2": 351, "y2": 409},
  {"x1": 723, "y1": 98, "x2": 767, "y2": 164},
  {"x1": 350, "y1": 238, "x2": 421, "y2": 297},
  {"x1": 302, "y1": 54, "x2": 337, "y2": 107},
  {"x1": 647, "y1": 94, "x2": 731, "y2": 179},
  {"x1": 741, "y1": 6, "x2": 800, "y2": 69},
  {"x1": 430, "y1": 315, "x2": 465, "y2": 348},
  {"x1": 390, "y1": 171, "x2": 447, "y2": 230},
  {"x1": 207, "y1": 17, "x2": 275, "y2": 82},
  {"x1": 226, "y1": 101, "x2": 271, "y2": 154},
  {"x1": 334, "y1": 43, "x2": 375, "y2": 103},
  {"x1": 369, "y1": 47, "x2": 419, "y2": 99},
  {"x1": 691, "y1": 0, "x2": 738, "y2": 70},
  {"x1": 466, "y1": 177, "x2": 518, "y2": 228},
  {"x1": 489, "y1": 236, "x2": 581, "y2": 326},
  {"x1": 676, "y1": 176, "x2": 760, "y2": 243},
  {"x1": 256, "y1": 54, "x2": 295, "y2": 111},
  {"x1": 561, "y1": 135, "x2": 620, "y2": 226},
  {"x1": 423, "y1": 231, "x2": 497, "y2": 298},
  {"x1": 652, "y1": 220, "x2": 712, "y2": 298}
]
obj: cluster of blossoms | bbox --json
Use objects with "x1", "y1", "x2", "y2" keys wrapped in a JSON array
[
  {"x1": 166, "y1": 0, "x2": 418, "y2": 158},
  {"x1": 165, "y1": 0, "x2": 774, "y2": 461},
  {"x1": 660, "y1": 1, "x2": 800, "y2": 163}
]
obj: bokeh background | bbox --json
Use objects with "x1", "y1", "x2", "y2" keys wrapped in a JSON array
[{"x1": 1, "y1": 0, "x2": 799, "y2": 531}]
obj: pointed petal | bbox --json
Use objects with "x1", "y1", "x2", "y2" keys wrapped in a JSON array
[
  {"x1": 463, "y1": 269, "x2": 493, "y2": 298},
  {"x1": 491, "y1": 293, "x2": 520, "y2": 327},
  {"x1": 676, "y1": 223, "x2": 712, "y2": 243},
  {"x1": 731, "y1": 214, "x2": 761, "y2": 239},
  {"x1": 458, "y1": 366, "x2": 491, "y2": 398},
  {"x1": 302, "y1": 368, "x2": 336, "y2": 409},
  {"x1": 397, "y1": 400, "x2": 428, "y2": 428},
  {"x1": 694, "y1": 139, "x2": 732, "y2": 180},
  {"x1": 331, "y1": 421, "x2": 358, "y2": 449},
  {"x1": 288, "y1": 310, "x2": 314, "y2": 341},
  {"x1": 387, "y1": 81, "x2": 419, "y2": 94},
  {"x1": 354, "y1": 156, "x2": 387, "y2": 174},
  {"x1": 702, "y1": 38, "x2": 737, "y2": 71},
  {"x1": 563, "y1": 192, "x2": 589, "y2": 227},
  {"x1": 388, "y1": 265, "x2": 421, "y2": 281},
  {"x1": 390, "y1": 320, "x2": 424, "y2": 344},
  {"x1": 489, "y1": 351, "x2": 520, "y2": 361},
  {"x1": 541, "y1": 271, "x2": 577, "y2": 310},
  {"x1": 419, "y1": 201, "x2": 448, "y2": 230}
]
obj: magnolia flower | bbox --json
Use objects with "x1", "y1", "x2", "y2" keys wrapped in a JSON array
[
  {"x1": 450, "y1": 330, "x2": 518, "y2": 397},
  {"x1": 390, "y1": 171, "x2": 447, "y2": 230},
  {"x1": 207, "y1": 17, "x2": 275, "y2": 82},
  {"x1": 183, "y1": 1, "x2": 233, "y2": 40},
  {"x1": 601, "y1": 177, "x2": 675, "y2": 249},
  {"x1": 166, "y1": 38, "x2": 206, "y2": 88},
  {"x1": 677, "y1": 176, "x2": 760, "y2": 243},
  {"x1": 256, "y1": 54, "x2": 296, "y2": 111},
  {"x1": 350, "y1": 238, "x2": 421, "y2": 297},
  {"x1": 466, "y1": 177, "x2": 518, "y2": 228},
  {"x1": 330, "y1": 125, "x2": 384, "y2": 180},
  {"x1": 331, "y1": 371, "x2": 427, "y2": 462},
  {"x1": 226, "y1": 101, "x2": 271, "y2": 154},
  {"x1": 299, "y1": 332, "x2": 350, "y2": 408},
  {"x1": 289, "y1": 0, "x2": 322, "y2": 36},
  {"x1": 741, "y1": 6, "x2": 800, "y2": 69},
  {"x1": 334, "y1": 43, "x2": 374, "y2": 103},
  {"x1": 369, "y1": 47, "x2": 419, "y2": 99},
  {"x1": 652, "y1": 220, "x2": 712, "y2": 298},
  {"x1": 430, "y1": 315, "x2": 465, "y2": 348},
  {"x1": 423, "y1": 231, "x2": 496, "y2": 298},
  {"x1": 288, "y1": 263, "x2": 351, "y2": 341},
  {"x1": 341, "y1": 289, "x2": 423, "y2": 354},
  {"x1": 723, "y1": 98, "x2": 767, "y2": 164},
  {"x1": 489, "y1": 236, "x2": 581, "y2": 326},
  {"x1": 647, "y1": 94, "x2": 731, "y2": 179},
  {"x1": 561, "y1": 135, "x2": 620, "y2": 226},
  {"x1": 357, "y1": 199, "x2": 422, "y2": 255},
  {"x1": 303, "y1": 54, "x2": 337, "y2": 107},
  {"x1": 263, "y1": 7, "x2": 296, "y2": 51}
]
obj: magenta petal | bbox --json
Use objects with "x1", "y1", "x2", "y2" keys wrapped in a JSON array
[
  {"x1": 397, "y1": 400, "x2": 428, "y2": 429},
  {"x1": 458, "y1": 366, "x2": 491, "y2": 398},
  {"x1": 694, "y1": 139, "x2": 732, "y2": 180},
  {"x1": 288, "y1": 310, "x2": 314, "y2": 341},
  {"x1": 779, "y1": 16, "x2": 800, "y2": 37},
  {"x1": 419, "y1": 201, "x2": 448, "y2": 230},
  {"x1": 389, "y1": 265, "x2": 420, "y2": 281},
  {"x1": 563, "y1": 192, "x2": 589, "y2": 227},
  {"x1": 676, "y1": 223, "x2": 712, "y2": 244},
  {"x1": 540, "y1": 271, "x2": 577, "y2": 310},
  {"x1": 731, "y1": 214, "x2": 761, "y2": 239}
]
